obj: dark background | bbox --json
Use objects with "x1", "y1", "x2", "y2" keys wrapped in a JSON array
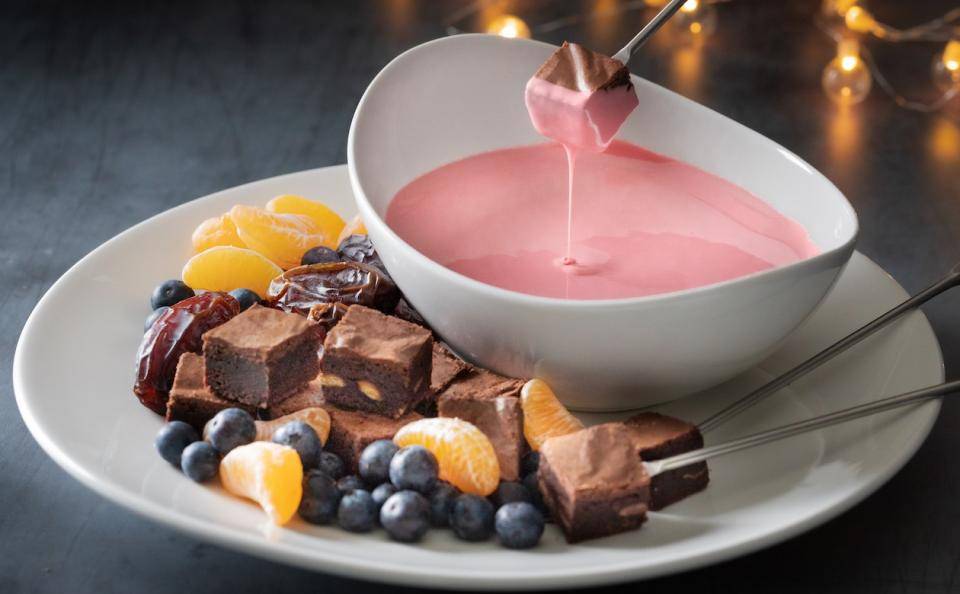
[{"x1": 3, "y1": 0, "x2": 960, "y2": 592}]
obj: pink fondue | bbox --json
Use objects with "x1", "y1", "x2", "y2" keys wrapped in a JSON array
[{"x1": 386, "y1": 142, "x2": 819, "y2": 300}]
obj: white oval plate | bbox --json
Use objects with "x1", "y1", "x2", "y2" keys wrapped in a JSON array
[{"x1": 14, "y1": 165, "x2": 943, "y2": 590}]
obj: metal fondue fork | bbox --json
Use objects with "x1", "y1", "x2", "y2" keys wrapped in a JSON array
[
  {"x1": 648, "y1": 379, "x2": 957, "y2": 476},
  {"x1": 698, "y1": 263, "x2": 960, "y2": 434},
  {"x1": 612, "y1": 0, "x2": 688, "y2": 64}
]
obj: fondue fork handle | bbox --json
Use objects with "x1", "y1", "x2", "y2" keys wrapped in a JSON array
[
  {"x1": 697, "y1": 265, "x2": 960, "y2": 434},
  {"x1": 613, "y1": 0, "x2": 687, "y2": 63},
  {"x1": 648, "y1": 380, "x2": 959, "y2": 476}
]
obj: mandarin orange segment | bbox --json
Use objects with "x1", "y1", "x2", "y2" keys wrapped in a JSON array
[
  {"x1": 520, "y1": 378, "x2": 584, "y2": 451},
  {"x1": 265, "y1": 195, "x2": 345, "y2": 249},
  {"x1": 191, "y1": 213, "x2": 246, "y2": 253},
  {"x1": 219, "y1": 441, "x2": 303, "y2": 525},
  {"x1": 182, "y1": 245, "x2": 283, "y2": 296},
  {"x1": 394, "y1": 418, "x2": 500, "y2": 496},
  {"x1": 254, "y1": 407, "x2": 331, "y2": 444},
  {"x1": 335, "y1": 214, "x2": 368, "y2": 247},
  {"x1": 229, "y1": 204, "x2": 327, "y2": 270}
]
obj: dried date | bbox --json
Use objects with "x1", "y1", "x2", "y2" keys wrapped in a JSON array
[{"x1": 266, "y1": 262, "x2": 400, "y2": 315}]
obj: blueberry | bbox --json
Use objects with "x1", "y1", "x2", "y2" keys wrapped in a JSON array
[
  {"x1": 317, "y1": 451, "x2": 345, "y2": 479},
  {"x1": 520, "y1": 451, "x2": 540, "y2": 476},
  {"x1": 428, "y1": 482, "x2": 459, "y2": 527},
  {"x1": 150, "y1": 279, "x2": 194, "y2": 310},
  {"x1": 380, "y1": 490, "x2": 430, "y2": 543},
  {"x1": 272, "y1": 421, "x2": 322, "y2": 469},
  {"x1": 371, "y1": 483, "x2": 397, "y2": 512},
  {"x1": 522, "y1": 472, "x2": 546, "y2": 513},
  {"x1": 155, "y1": 421, "x2": 199, "y2": 467},
  {"x1": 389, "y1": 445, "x2": 438, "y2": 493},
  {"x1": 359, "y1": 439, "x2": 399, "y2": 486},
  {"x1": 228, "y1": 288, "x2": 260, "y2": 311},
  {"x1": 299, "y1": 470, "x2": 341, "y2": 524},
  {"x1": 337, "y1": 474, "x2": 365, "y2": 494},
  {"x1": 180, "y1": 442, "x2": 219, "y2": 482},
  {"x1": 495, "y1": 502, "x2": 545, "y2": 549},
  {"x1": 338, "y1": 489, "x2": 378, "y2": 532},
  {"x1": 449, "y1": 494, "x2": 495, "y2": 541},
  {"x1": 144, "y1": 306, "x2": 171, "y2": 332},
  {"x1": 204, "y1": 408, "x2": 256, "y2": 454},
  {"x1": 301, "y1": 246, "x2": 342, "y2": 266},
  {"x1": 491, "y1": 481, "x2": 533, "y2": 508}
]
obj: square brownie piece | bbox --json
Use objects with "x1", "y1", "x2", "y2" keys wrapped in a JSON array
[
  {"x1": 324, "y1": 406, "x2": 423, "y2": 474},
  {"x1": 165, "y1": 353, "x2": 256, "y2": 431},
  {"x1": 321, "y1": 305, "x2": 433, "y2": 419},
  {"x1": 416, "y1": 342, "x2": 471, "y2": 416},
  {"x1": 538, "y1": 423, "x2": 650, "y2": 543},
  {"x1": 203, "y1": 305, "x2": 321, "y2": 408},
  {"x1": 624, "y1": 412, "x2": 709, "y2": 510},
  {"x1": 264, "y1": 374, "x2": 326, "y2": 419},
  {"x1": 437, "y1": 369, "x2": 525, "y2": 480}
]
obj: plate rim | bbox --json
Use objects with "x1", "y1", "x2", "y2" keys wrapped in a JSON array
[{"x1": 13, "y1": 164, "x2": 944, "y2": 590}]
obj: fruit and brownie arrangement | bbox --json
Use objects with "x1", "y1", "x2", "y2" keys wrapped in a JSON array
[{"x1": 136, "y1": 194, "x2": 710, "y2": 548}]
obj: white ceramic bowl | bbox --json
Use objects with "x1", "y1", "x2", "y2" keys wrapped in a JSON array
[{"x1": 348, "y1": 34, "x2": 858, "y2": 411}]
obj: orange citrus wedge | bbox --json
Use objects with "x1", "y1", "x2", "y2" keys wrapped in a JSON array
[
  {"x1": 229, "y1": 204, "x2": 326, "y2": 270},
  {"x1": 265, "y1": 195, "x2": 345, "y2": 249},
  {"x1": 254, "y1": 407, "x2": 330, "y2": 444},
  {"x1": 219, "y1": 441, "x2": 303, "y2": 525},
  {"x1": 191, "y1": 213, "x2": 246, "y2": 253},
  {"x1": 335, "y1": 214, "x2": 367, "y2": 248},
  {"x1": 394, "y1": 417, "x2": 500, "y2": 496},
  {"x1": 520, "y1": 378, "x2": 584, "y2": 451},
  {"x1": 182, "y1": 245, "x2": 283, "y2": 296}
]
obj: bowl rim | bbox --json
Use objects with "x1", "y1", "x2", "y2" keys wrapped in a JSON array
[{"x1": 347, "y1": 33, "x2": 860, "y2": 309}]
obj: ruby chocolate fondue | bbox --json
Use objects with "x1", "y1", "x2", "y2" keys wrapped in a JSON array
[{"x1": 385, "y1": 43, "x2": 819, "y2": 301}]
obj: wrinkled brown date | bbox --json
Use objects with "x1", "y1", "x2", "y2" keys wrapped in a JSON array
[
  {"x1": 307, "y1": 301, "x2": 350, "y2": 331},
  {"x1": 133, "y1": 292, "x2": 240, "y2": 414},
  {"x1": 266, "y1": 262, "x2": 401, "y2": 316}
]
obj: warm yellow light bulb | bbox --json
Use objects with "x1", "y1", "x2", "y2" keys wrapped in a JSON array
[
  {"x1": 844, "y1": 6, "x2": 876, "y2": 34},
  {"x1": 931, "y1": 39, "x2": 960, "y2": 91},
  {"x1": 682, "y1": 0, "x2": 699, "y2": 13},
  {"x1": 821, "y1": 0, "x2": 857, "y2": 17},
  {"x1": 673, "y1": 0, "x2": 716, "y2": 40},
  {"x1": 486, "y1": 15, "x2": 531, "y2": 39},
  {"x1": 822, "y1": 40, "x2": 871, "y2": 105}
]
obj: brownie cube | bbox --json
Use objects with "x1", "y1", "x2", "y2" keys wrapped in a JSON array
[
  {"x1": 437, "y1": 369, "x2": 525, "y2": 480},
  {"x1": 324, "y1": 406, "x2": 423, "y2": 473},
  {"x1": 624, "y1": 412, "x2": 709, "y2": 510},
  {"x1": 416, "y1": 342, "x2": 471, "y2": 416},
  {"x1": 538, "y1": 423, "x2": 650, "y2": 543},
  {"x1": 203, "y1": 305, "x2": 321, "y2": 408},
  {"x1": 321, "y1": 305, "x2": 433, "y2": 419},
  {"x1": 165, "y1": 353, "x2": 256, "y2": 431},
  {"x1": 264, "y1": 374, "x2": 325, "y2": 419}
]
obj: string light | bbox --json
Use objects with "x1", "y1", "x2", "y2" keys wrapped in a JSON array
[
  {"x1": 821, "y1": 0, "x2": 857, "y2": 18},
  {"x1": 932, "y1": 39, "x2": 960, "y2": 92},
  {"x1": 486, "y1": 15, "x2": 531, "y2": 39},
  {"x1": 843, "y1": 6, "x2": 879, "y2": 35},
  {"x1": 673, "y1": 0, "x2": 718, "y2": 39},
  {"x1": 822, "y1": 39, "x2": 872, "y2": 105}
]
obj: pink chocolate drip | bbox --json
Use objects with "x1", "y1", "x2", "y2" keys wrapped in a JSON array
[{"x1": 386, "y1": 142, "x2": 819, "y2": 301}]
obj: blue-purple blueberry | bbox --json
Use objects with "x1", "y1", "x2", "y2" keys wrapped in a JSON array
[
  {"x1": 155, "y1": 420, "x2": 199, "y2": 467},
  {"x1": 337, "y1": 474, "x2": 365, "y2": 494},
  {"x1": 204, "y1": 408, "x2": 256, "y2": 454},
  {"x1": 389, "y1": 445, "x2": 438, "y2": 494},
  {"x1": 491, "y1": 481, "x2": 533, "y2": 508},
  {"x1": 301, "y1": 246, "x2": 342, "y2": 266},
  {"x1": 359, "y1": 439, "x2": 399, "y2": 486},
  {"x1": 228, "y1": 288, "x2": 260, "y2": 311},
  {"x1": 299, "y1": 470, "x2": 341, "y2": 524},
  {"x1": 338, "y1": 489, "x2": 378, "y2": 532},
  {"x1": 272, "y1": 420, "x2": 322, "y2": 469},
  {"x1": 495, "y1": 502, "x2": 545, "y2": 549},
  {"x1": 150, "y1": 280, "x2": 194, "y2": 310},
  {"x1": 180, "y1": 441, "x2": 219, "y2": 482},
  {"x1": 371, "y1": 483, "x2": 397, "y2": 512},
  {"x1": 429, "y1": 482, "x2": 459, "y2": 527},
  {"x1": 449, "y1": 494, "x2": 495, "y2": 541},
  {"x1": 317, "y1": 451, "x2": 345, "y2": 479},
  {"x1": 380, "y1": 490, "x2": 431, "y2": 543}
]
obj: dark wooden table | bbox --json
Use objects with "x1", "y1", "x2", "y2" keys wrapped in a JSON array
[{"x1": 3, "y1": 0, "x2": 959, "y2": 592}]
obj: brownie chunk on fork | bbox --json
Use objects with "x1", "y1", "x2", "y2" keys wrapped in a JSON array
[
  {"x1": 321, "y1": 305, "x2": 433, "y2": 419},
  {"x1": 203, "y1": 305, "x2": 321, "y2": 408},
  {"x1": 538, "y1": 423, "x2": 650, "y2": 543},
  {"x1": 624, "y1": 412, "x2": 709, "y2": 510}
]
